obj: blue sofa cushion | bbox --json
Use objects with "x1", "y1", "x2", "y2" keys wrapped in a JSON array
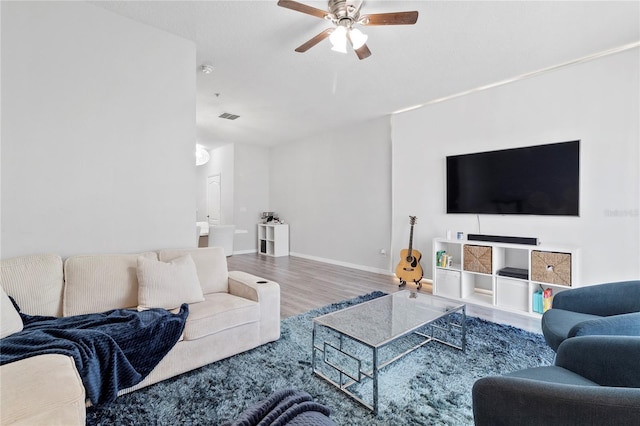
[
  {"x1": 506, "y1": 366, "x2": 598, "y2": 387},
  {"x1": 552, "y1": 281, "x2": 640, "y2": 316},
  {"x1": 472, "y1": 336, "x2": 640, "y2": 426},
  {"x1": 541, "y1": 309, "x2": 600, "y2": 351},
  {"x1": 571, "y1": 312, "x2": 640, "y2": 338},
  {"x1": 555, "y1": 336, "x2": 640, "y2": 387},
  {"x1": 472, "y1": 376, "x2": 640, "y2": 426}
]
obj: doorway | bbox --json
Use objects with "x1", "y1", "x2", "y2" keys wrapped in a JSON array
[{"x1": 207, "y1": 174, "x2": 221, "y2": 226}]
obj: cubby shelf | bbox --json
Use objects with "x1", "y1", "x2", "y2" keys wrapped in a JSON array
[
  {"x1": 432, "y1": 238, "x2": 579, "y2": 317},
  {"x1": 258, "y1": 224, "x2": 289, "y2": 257}
]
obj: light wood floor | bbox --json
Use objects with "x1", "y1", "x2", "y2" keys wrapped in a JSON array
[{"x1": 227, "y1": 253, "x2": 542, "y2": 333}]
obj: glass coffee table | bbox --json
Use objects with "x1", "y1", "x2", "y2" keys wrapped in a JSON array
[{"x1": 312, "y1": 290, "x2": 466, "y2": 414}]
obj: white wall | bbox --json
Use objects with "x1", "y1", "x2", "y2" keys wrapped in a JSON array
[
  {"x1": 392, "y1": 47, "x2": 639, "y2": 285},
  {"x1": 270, "y1": 117, "x2": 393, "y2": 273},
  {"x1": 1, "y1": 2, "x2": 196, "y2": 258},
  {"x1": 234, "y1": 143, "x2": 269, "y2": 253}
]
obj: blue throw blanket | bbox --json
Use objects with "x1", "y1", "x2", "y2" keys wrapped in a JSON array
[
  {"x1": 223, "y1": 389, "x2": 337, "y2": 426},
  {"x1": 0, "y1": 303, "x2": 188, "y2": 406}
]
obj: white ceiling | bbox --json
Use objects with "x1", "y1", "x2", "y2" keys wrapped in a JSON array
[{"x1": 91, "y1": 1, "x2": 640, "y2": 150}]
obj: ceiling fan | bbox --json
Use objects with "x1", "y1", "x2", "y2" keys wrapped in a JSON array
[{"x1": 277, "y1": 0, "x2": 418, "y2": 60}]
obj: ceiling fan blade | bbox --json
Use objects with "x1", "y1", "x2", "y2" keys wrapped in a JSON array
[
  {"x1": 294, "y1": 28, "x2": 334, "y2": 53},
  {"x1": 354, "y1": 43, "x2": 372, "y2": 60},
  {"x1": 277, "y1": 0, "x2": 329, "y2": 19},
  {"x1": 347, "y1": 30, "x2": 371, "y2": 60},
  {"x1": 361, "y1": 11, "x2": 418, "y2": 25}
]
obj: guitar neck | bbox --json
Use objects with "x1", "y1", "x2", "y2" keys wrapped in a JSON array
[{"x1": 407, "y1": 225, "x2": 414, "y2": 256}]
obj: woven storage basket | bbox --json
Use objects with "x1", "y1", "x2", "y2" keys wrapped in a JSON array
[
  {"x1": 531, "y1": 251, "x2": 571, "y2": 286},
  {"x1": 463, "y1": 245, "x2": 492, "y2": 274}
]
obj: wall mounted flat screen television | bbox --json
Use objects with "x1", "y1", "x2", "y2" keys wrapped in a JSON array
[{"x1": 446, "y1": 140, "x2": 580, "y2": 216}]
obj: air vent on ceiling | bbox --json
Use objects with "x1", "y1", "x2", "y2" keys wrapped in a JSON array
[{"x1": 219, "y1": 112, "x2": 240, "y2": 120}]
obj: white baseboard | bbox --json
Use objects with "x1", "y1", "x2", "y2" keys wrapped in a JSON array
[
  {"x1": 290, "y1": 252, "x2": 394, "y2": 276},
  {"x1": 232, "y1": 249, "x2": 258, "y2": 255}
]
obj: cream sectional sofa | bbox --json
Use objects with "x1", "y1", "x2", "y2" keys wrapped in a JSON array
[{"x1": 0, "y1": 247, "x2": 280, "y2": 425}]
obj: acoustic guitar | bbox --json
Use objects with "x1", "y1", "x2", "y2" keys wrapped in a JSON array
[{"x1": 395, "y1": 216, "x2": 423, "y2": 288}]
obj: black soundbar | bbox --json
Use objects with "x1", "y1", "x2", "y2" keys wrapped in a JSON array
[{"x1": 467, "y1": 234, "x2": 539, "y2": 246}]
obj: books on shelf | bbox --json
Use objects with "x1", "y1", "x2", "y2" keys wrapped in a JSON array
[
  {"x1": 533, "y1": 288, "x2": 553, "y2": 313},
  {"x1": 543, "y1": 288, "x2": 553, "y2": 312},
  {"x1": 436, "y1": 250, "x2": 452, "y2": 267}
]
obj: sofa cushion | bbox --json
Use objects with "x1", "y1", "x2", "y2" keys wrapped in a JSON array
[
  {"x1": 159, "y1": 247, "x2": 229, "y2": 294},
  {"x1": 63, "y1": 252, "x2": 157, "y2": 316},
  {"x1": 183, "y1": 293, "x2": 259, "y2": 341},
  {"x1": 506, "y1": 366, "x2": 600, "y2": 387},
  {"x1": 0, "y1": 354, "x2": 85, "y2": 425},
  {"x1": 136, "y1": 254, "x2": 205, "y2": 311},
  {"x1": 1, "y1": 287, "x2": 23, "y2": 338},
  {"x1": 541, "y1": 308, "x2": 601, "y2": 351},
  {"x1": 0, "y1": 254, "x2": 64, "y2": 317}
]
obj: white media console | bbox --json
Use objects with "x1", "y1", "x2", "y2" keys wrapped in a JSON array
[{"x1": 432, "y1": 237, "x2": 579, "y2": 317}]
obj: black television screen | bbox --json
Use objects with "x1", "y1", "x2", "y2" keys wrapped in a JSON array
[{"x1": 446, "y1": 141, "x2": 580, "y2": 216}]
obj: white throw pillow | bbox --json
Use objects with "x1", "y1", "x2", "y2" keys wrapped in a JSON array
[
  {"x1": 1, "y1": 287, "x2": 23, "y2": 338},
  {"x1": 136, "y1": 254, "x2": 204, "y2": 311}
]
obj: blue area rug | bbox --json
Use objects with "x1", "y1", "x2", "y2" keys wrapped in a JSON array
[{"x1": 86, "y1": 291, "x2": 554, "y2": 425}]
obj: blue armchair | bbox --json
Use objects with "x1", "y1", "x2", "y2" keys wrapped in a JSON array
[
  {"x1": 472, "y1": 335, "x2": 640, "y2": 426},
  {"x1": 541, "y1": 280, "x2": 640, "y2": 351}
]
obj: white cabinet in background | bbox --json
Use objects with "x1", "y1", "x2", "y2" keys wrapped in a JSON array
[{"x1": 258, "y1": 224, "x2": 289, "y2": 257}]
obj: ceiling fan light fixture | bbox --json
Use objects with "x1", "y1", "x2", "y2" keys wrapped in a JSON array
[
  {"x1": 329, "y1": 25, "x2": 348, "y2": 54},
  {"x1": 349, "y1": 28, "x2": 368, "y2": 49},
  {"x1": 195, "y1": 144, "x2": 210, "y2": 166}
]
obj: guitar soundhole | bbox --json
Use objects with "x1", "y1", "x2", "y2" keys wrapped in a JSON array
[{"x1": 406, "y1": 256, "x2": 418, "y2": 267}]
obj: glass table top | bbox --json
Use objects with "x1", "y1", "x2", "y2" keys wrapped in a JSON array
[{"x1": 313, "y1": 290, "x2": 464, "y2": 348}]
